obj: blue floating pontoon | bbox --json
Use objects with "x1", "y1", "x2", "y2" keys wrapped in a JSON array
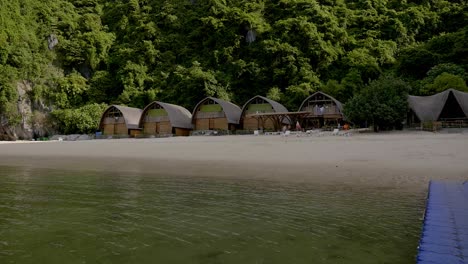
[{"x1": 417, "y1": 181, "x2": 468, "y2": 264}]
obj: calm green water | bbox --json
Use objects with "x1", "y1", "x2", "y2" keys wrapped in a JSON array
[{"x1": 0, "y1": 166, "x2": 425, "y2": 264}]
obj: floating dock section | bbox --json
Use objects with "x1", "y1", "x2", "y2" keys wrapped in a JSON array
[{"x1": 417, "y1": 181, "x2": 468, "y2": 264}]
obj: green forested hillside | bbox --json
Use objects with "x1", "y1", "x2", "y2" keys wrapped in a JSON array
[{"x1": 0, "y1": 0, "x2": 467, "y2": 135}]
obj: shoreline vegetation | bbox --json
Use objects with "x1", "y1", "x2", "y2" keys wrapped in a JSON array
[{"x1": 1, "y1": 131, "x2": 467, "y2": 189}]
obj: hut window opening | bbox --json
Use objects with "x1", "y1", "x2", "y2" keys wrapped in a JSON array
[
  {"x1": 246, "y1": 97, "x2": 273, "y2": 114},
  {"x1": 303, "y1": 95, "x2": 337, "y2": 115},
  {"x1": 439, "y1": 92, "x2": 466, "y2": 120},
  {"x1": 105, "y1": 107, "x2": 123, "y2": 121},
  {"x1": 145, "y1": 103, "x2": 169, "y2": 122},
  {"x1": 204, "y1": 99, "x2": 216, "y2": 105},
  {"x1": 149, "y1": 104, "x2": 164, "y2": 110},
  {"x1": 197, "y1": 100, "x2": 224, "y2": 118}
]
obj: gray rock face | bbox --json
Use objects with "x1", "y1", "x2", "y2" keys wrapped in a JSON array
[
  {"x1": 48, "y1": 34, "x2": 59, "y2": 50},
  {"x1": 0, "y1": 81, "x2": 56, "y2": 141},
  {"x1": 15, "y1": 81, "x2": 33, "y2": 140},
  {"x1": 78, "y1": 134, "x2": 91, "y2": 140},
  {"x1": 49, "y1": 135, "x2": 63, "y2": 141},
  {"x1": 246, "y1": 29, "x2": 256, "y2": 43}
]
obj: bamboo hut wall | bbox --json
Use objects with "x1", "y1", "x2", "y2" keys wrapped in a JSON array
[
  {"x1": 115, "y1": 123, "x2": 127, "y2": 135},
  {"x1": 143, "y1": 121, "x2": 172, "y2": 134},
  {"x1": 143, "y1": 122, "x2": 156, "y2": 134},
  {"x1": 103, "y1": 124, "x2": 114, "y2": 135},
  {"x1": 195, "y1": 119, "x2": 210, "y2": 130},
  {"x1": 243, "y1": 117, "x2": 259, "y2": 130},
  {"x1": 175, "y1": 128, "x2": 190, "y2": 136},
  {"x1": 243, "y1": 117, "x2": 275, "y2": 130},
  {"x1": 194, "y1": 117, "x2": 228, "y2": 130},
  {"x1": 158, "y1": 121, "x2": 172, "y2": 134},
  {"x1": 129, "y1": 129, "x2": 141, "y2": 137},
  {"x1": 213, "y1": 118, "x2": 228, "y2": 130}
]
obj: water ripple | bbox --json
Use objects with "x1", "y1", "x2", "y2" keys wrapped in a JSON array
[{"x1": 0, "y1": 166, "x2": 425, "y2": 264}]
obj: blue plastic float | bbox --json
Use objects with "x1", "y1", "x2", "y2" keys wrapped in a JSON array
[{"x1": 417, "y1": 181, "x2": 468, "y2": 264}]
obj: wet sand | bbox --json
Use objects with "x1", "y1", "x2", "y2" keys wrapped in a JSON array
[{"x1": 0, "y1": 132, "x2": 467, "y2": 189}]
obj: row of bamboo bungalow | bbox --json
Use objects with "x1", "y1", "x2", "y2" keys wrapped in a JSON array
[
  {"x1": 99, "y1": 88, "x2": 468, "y2": 137},
  {"x1": 99, "y1": 92, "x2": 344, "y2": 137}
]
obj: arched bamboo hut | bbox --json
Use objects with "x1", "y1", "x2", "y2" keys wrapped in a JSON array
[
  {"x1": 240, "y1": 95, "x2": 289, "y2": 131},
  {"x1": 99, "y1": 105, "x2": 142, "y2": 137},
  {"x1": 298, "y1": 91, "x2": 344, "y2": 128},
  {"x1": 139, "y1": 101, "x2": 192, "y2": 136},
  {"x1": 408, "y1": 89, "x2": 468, "y2": 127},
  {"x1": 192, "y1": 97, "x2": 241, "y2": 131}
]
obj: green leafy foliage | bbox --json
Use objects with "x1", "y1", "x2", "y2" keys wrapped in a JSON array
[
  {"x1": 51, "y1": 103, "x2": 107, "y2": 134},
  {"x1": 423, "y1": 73, "x2": 468, "y2": 94},
  {"x1": 344, "y1": 75, "x2": 410, "y2": 131},
  {"x1": 0, "y1": 0, "x2": 467, "y2": 133}
]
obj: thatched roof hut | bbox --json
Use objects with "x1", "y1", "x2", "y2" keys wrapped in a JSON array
[
  {"x1": 408, "y1": 89, "x2": 468, "y2": 123},
  {"x1": 298, "y1": 91, "x2": 344, "y2": 128},
  {"x1": 192, "y1": 97, "x2": 241, "y2": 131},
  {"x1": 139, "y1": 101, "x2": 192, "y2": 136},
  {"x1": 240, "y1": 95, "x2": 289, "y2": 130},
  {"x1": 99, "y1": 105, "x2": 142, "y2": 136},
  {"x1": 299, "y1": 91, "x2": 343, "y2": 115}
]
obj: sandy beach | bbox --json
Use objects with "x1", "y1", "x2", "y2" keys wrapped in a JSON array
[{"x1": 0, "y1": 131, "x2": 467, "y2": 189}]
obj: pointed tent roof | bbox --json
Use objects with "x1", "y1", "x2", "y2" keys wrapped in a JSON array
[
  {"x1": 241, "y1": 95, "x2": 288, "y2": 114},
  {"x1": 101, "y1": 105, "x2": 142, "y2": 129},
  {"x1": 452, "y1": 89, "x2": 468, "y2": 117},
  {"x1": 298, "y1": 91, "x2": 344, "y2": 113},
  {"x1": 192, "y1": 97, "x2": 242, "y2": 124},
  {"x1": 140, "y1": 101, "x2": 193, "y2": 129},
  {"x1": 408, "y1": 89, "x2": 468, "y2": 122}
]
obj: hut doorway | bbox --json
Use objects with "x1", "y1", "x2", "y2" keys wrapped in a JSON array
[
  {"x1": 439, "y1": 92, "x2": 466, "y2": 120},
  {"x1": 209, "y1": 119, "x2": 215, "y2": 130}
]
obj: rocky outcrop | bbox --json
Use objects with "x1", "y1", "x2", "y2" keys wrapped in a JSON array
[
  {"x1": 47, "y1": 34, "x2": 58, "y2": 50},
  {"x1": 0, "y1": 81, "x2": 55, "y2": 141},
  {"x1": 15, "y1": 80, "x2": 34, "y2": 140}
]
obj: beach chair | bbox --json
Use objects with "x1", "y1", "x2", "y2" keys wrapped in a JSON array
[{"x1": 332, "y1": 129, "x2": 339, "y2": 136}]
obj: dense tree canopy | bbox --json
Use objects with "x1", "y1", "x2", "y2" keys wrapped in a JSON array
[
  {"x1": 0, "y1": 0, "x2": 467, "y2": 133},
  {"x1": 344, "y1": 74, "x2": 410, "y2": 131}
]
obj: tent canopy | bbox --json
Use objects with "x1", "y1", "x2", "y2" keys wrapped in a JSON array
[{"x1": 408, "y1": 89, "x2": 468, "y2": 122}]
